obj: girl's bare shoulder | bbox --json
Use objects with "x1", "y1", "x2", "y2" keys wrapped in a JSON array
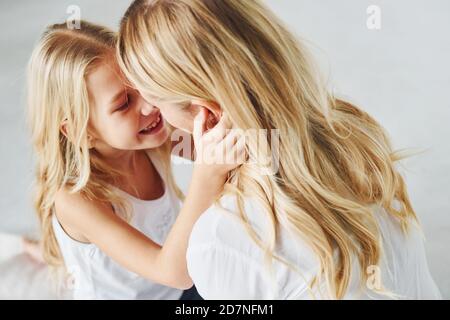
[{"x1": 54, "y1": 186, "x2": 114, "y2": 244}]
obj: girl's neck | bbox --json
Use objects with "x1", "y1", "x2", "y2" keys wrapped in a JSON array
[
  {"x1": 93, "y1": 146, "x2": 164, "y2": 201},
  {"x1": 95, "y1": 146, "x2": 141, "y2": 174}
]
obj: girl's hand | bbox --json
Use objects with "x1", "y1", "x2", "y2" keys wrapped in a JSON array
[
  {"x1": 191, "y1": 108, "x2": 246, "y2": 197},
  {"x1": 193, "y1": 108, "x2": 245, "y2": 173}
]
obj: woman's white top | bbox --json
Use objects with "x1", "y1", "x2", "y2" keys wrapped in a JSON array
[
  {"x1": 52, "y1": 151, "x2": 183, "y2": 300},
  {"x1": 187, "y1": 196, "x2": 442, "y2": 299}
]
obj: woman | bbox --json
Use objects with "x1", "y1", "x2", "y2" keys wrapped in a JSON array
[{"x1": 117, "y1": 0, "x2": 441, "y2": 299}]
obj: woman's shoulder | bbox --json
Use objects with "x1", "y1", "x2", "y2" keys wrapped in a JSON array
[
  {"x1": 189, "y1": 194, "x2": 318, "y2": 267},
  {"x1": 189, "y1": 195, "x2": 286, "y2": 258},
  {"x1": 189, "y1": 195, "x2": 257, "y2": 245},
  {"x1": 187, "y1": 195, "x2": 318, "y2": 299}
]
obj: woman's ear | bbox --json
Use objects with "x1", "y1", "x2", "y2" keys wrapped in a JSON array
[{"x1": 190, "y1": 100, "x2": 222, "y2": 130}]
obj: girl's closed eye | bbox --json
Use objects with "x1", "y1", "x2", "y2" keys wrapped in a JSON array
[{"x1": 116, "y1": 95, "x2": 131, "y2": 112}]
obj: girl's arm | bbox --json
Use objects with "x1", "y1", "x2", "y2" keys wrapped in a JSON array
[{"x1": 55, "y1": 110, "x2": 244, "y2": 290}]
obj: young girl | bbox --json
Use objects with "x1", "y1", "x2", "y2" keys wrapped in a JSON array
[
  {"x1": 117, "y1": 0, "x2": 442, "y2": 299},
  {"x1": 27, "y1": 21, "x2": 243, "y2": 299}
]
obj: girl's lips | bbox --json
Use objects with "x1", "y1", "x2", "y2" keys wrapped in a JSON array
[
  {"x1": 138, "y1": 115, "x2": 164, "y2": 135},
  {"x1": 139, "y1": 110, "x2": 161, "y2": 131}
]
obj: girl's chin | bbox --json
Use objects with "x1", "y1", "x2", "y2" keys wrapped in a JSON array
[{"x1": 139, "y1": 126, "x2": 170, "y2": 147}]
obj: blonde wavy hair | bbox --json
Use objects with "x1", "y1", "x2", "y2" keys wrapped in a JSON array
[
  {"x1": 118, "y1": 0, "x2": 418, "y2": 298},
  {"x1": 27, "y1": 21, "x2": 180, "y2": 268}
]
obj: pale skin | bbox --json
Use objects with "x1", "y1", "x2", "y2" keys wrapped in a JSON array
[{"x1": 38, "y1": 56, "x2": 245, "y2": 290}]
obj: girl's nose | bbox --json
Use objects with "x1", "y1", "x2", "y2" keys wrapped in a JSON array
[{"x1": 141, "y1": 103, "x2": 154, "y2": 116}]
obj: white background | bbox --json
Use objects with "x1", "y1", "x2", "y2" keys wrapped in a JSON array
[{"x1": 0, "y1": 0, "x2": 448, "y2": 298}]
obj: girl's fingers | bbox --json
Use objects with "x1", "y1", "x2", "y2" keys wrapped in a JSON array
[
  {"x1": 233, "y1": 135, "x2": 247, "y2": 164},
  {"x1": 194, "y1": 108, "x2": 247, "y2": 168},
  {"x1": 204, "y1": 113, "x2": 230, "y2": 142},
  {"x1": 211, "y1": 127, "x2": 227, "y2": 142},
  {"x1": 193, "y1": 108, "x2": 208, "y2": 143},
  {"x1": 223, "y1": 129, "x2": 244, "y2": 150},
  {"x1": 215, "y1": 113, "x2": 231, "y2": 131},
  {"x1": 234, "y1": 143, "x2": 247, "y2": 165},
  {"x1": 223, "y1": 134, "x2": 247, "y2": 166}
]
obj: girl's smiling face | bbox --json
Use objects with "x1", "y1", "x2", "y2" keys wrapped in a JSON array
[{"x1": 86, "y1": 57, "x2": 169, "y2": 152}]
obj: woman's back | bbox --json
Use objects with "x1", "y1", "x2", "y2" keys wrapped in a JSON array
[{"x1": 187, "y1": 196, "x2": 441, "y2": 299}]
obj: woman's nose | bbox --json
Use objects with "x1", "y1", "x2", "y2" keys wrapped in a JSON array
[{"x1": 141, "y1": 103, "x2": 154, "y2": 116}]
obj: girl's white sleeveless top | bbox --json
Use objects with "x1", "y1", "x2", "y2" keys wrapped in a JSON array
[{"x1": 52, "y1": 151, "x2": 183, "y2": 300}]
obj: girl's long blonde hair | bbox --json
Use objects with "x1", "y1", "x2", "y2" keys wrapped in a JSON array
[
  {"x1": 27, "y1": 21, "x2": 180, "y2": 267},
  {"x1": 118, "y1": 0, "x2": 418, "y2": 298}
]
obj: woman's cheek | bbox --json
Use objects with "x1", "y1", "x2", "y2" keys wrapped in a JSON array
[
  {"x1": 160, "y1": 111, "x2": 187, "y2": 132},
  {"x1": 171, "y1": 109, "x2": 197, "y2": 133}
]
